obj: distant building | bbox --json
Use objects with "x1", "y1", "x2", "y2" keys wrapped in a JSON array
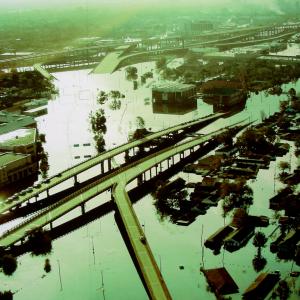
[
  {"x1": 0, "y1": 111, "x2": 36, "y2": 135},
  {"x1": 185, "y1": 21, "x2": 213, "y2": 35},
  {"x1": 152, "y1": 82, "x2": 196, "y2": 103},
  {"x1": 242, "y1": 272, "x2": 280, "y2": 299},
  {"x1": 201, "y1": 80, "x2": 247, "y2": 112},
  {"x1": 202, "y1": 267, "x2": 239, "y2": 295},
  {"x1": 152, "y1": 82, "x2": 197, "y2": 115},
  {"x1": 0, "y1": 152, "x2": 38, "y2": 187},
  {"x1": 0, "y1": 128, "x2": 38, "y2": 157}
]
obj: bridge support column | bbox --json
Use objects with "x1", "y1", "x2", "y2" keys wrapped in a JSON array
[
  {"x1": 50, "y1": 222, "x2": 53, "y2": 230},
  {"x1": 108, "y1": 158, "x2": 112, "y2": 171},
  {"x1": 137, "y1": 174, "x2": 143, "y2": 185},
  {"x1": 74, "y1": 174, "x2": 78, "y2": 185},
  {"x1": 167, "y1": 159, "x2": 170, "y2": 168},
  {"x1": 172, "y1": 156, "x2": 174, "y2": 165},
  {"x1": 46, "y1": 189, "x2": 50, "y2": 197},
  {"x1": 159, "y1": 163, "x2": 163, "y2": 173},
  {"x1": 155, "y1": 165, "x2": 158, "y2": 176},
  {"x1": 101, "y1": 161, "x2": 104, "y2": 174},
  {"x1": 149, "y1": 168, "x2": 152, "y2": 178},
  {"x1": 81, "y1": 203, "x2": 86, "y2": 215}
]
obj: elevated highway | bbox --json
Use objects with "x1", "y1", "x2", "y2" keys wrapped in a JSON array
[
  {"x1": 0, "y1": 120, "x2": 248, "y2": 300},
  {"x1": 0, "y1": 113, "x2": 224, "y2": 215}
]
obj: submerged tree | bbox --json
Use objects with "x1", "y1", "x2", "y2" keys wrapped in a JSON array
[
  {"x1": 28, "y1": 229, "x2": 52, "y2": 256},
  {"x1": 253, "y1": 231, "x2": 267, "y2": 257},
  {"x1": 0, "y1": 290, "x2": 13, "y2": 300},
  {"x1": 0, "y1": 254, "x2": 17, "y2": 276},
  {"x1": 97, "y1": 90, "x2": 108, "y2": 105},
  {"x1": 44, "y1": 258, "x2": 51, "y2": 273},
  {"x1": 252, "y1": 255, "x2": 267, "y2": 272},
  {"x1": 89, "y1": 109, "x2": 107, "y2": 134}
]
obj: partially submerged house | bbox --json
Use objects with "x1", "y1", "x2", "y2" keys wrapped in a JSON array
[
  {"x1": 202, "y1": 267, "x2": 239, "y2": 295},
  {"x1": 242, "y1": 272, "x2": 280, "y2": 299},
  {"x1": 224, "y1": 225, "x2": 255, "y2": 252}
]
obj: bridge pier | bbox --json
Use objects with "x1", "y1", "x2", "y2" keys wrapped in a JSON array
[
  {"x1": 137, "y1": 174, "x2": 144, "y2": 185},
  {"x1": 81, "y1": 203, "x2": 86, "y2": 215},
  {"x1": 46, "y1": 189, "x2": 50, "y2": 197},
  {"x1": 74, "y1": 173, "x2": 79, "y2": 185},
  {"x1": 101, "y1": 161, "x2": 105, "y2": 174},
  {"x1": 50, "y1": 222, "x2": 53, "y2": 230},
  {"x1": 108, "y1": 158, "x2": 112, "y2": 171}
]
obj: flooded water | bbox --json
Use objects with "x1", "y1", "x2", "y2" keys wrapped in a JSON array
[{"x1": 1, "y1": 62, "x2": 299, "y2": 299}]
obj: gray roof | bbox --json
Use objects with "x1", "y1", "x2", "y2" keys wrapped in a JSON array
[
  {"x1": 0, "y1": 152, "x2": 29, "y2": 167},
  {"x1": 0, "y1": 128, "x2": 36, "y2": 147},
  {"x1": 152, "y1": 82, "x2": 195, "y2": 93}
]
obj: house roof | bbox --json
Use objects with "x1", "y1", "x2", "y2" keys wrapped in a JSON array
[
  {"x1": 203, "y1": 267, "x2": 239, "y2": 295},
  {"x1": 152, "y1": 81, "x2": 195, "y2": 93},
  {"x1": 0, "y1": 128, "x2": 36, "y2": 147},
  {"x1": 0, "y1": 152, "x2": 29, "y2": 167},
  {"x1": 243, "y1": 272, "x2": 280, "y2": 299}
]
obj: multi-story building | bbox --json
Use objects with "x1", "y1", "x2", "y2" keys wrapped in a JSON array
[{"x1": 0, "y1": 152, "x2": 38, "y2": 187}]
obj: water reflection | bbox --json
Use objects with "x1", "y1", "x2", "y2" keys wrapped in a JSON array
[{"x1": 152, "y1": 98, "x2": 197, "y2": 115}]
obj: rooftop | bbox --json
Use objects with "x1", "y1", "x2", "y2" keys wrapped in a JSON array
[
  {"x1": 243, "y1": 272, "x2": 280, "y2": 299},
  {"x1": 0, "y1": 152, "x2": 29, "y2": 167},
  {"x1": 152, "y1": 82, "x2": 195, "y2": 93},
  {"x1": 0, "y1": 128, "x2": 36, "y2": 147},
  {"x1": 0, "y1": 111, "x2": 36, "y2": 135},
  {"x1": 203, "y1": 267, "x2": 239, "y2": 295}
]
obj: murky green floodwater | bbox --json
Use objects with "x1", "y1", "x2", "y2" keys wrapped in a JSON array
[{"x1": 1, "y1": 61, "x2": 299, "y2": 299}]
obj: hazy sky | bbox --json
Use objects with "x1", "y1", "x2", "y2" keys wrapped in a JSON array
[
  {"x1": 0, "y1": 0, "x2": 298, "y2": 14},
  {"x1": 0, "y1": 0, "x2": 284, "y2": 7}
]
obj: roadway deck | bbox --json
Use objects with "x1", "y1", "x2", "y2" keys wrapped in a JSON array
[
  {"x1": 92, "y1": 51, "x2": 124, "y2": 74},
  {"x1": 33, "y1": 63, "x2": 56, "y2": 80}
]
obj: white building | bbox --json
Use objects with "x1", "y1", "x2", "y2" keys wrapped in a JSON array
[{"x1": 0, "y1": 128, "x2": 38, "y2": 157}]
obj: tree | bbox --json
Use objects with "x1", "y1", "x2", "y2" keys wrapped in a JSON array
[
  {"x1": 279, "y1": 161, "x2": 290, "y2": 174},
  {"x1": 28, "y1": 229, "x2": 52, "y2": 256},
  {"x1": 97, "y1": 90, "x2": 108, "y2": 105},
  {"x1": 0, "y1": 291, "x2": 13, "y2": 300},
  {"x1": 89, "y1": 109, "x2": 107, "y2": 134},
  {"x1": 274, "y1": 280, "x2": 291, "y2": 300},
  {"x1": 44, "y1": 258, "x2": 51, "y2": 273},
  {"x1": 288, "y1": 87, "x2": 296, "y2": 99},
  {"x1": 136, "y1": 116, "x2": 145, "y2": 129},
  {"x1": 94, "y1": 133, "x2": 105, "y2": 153},
  {"x1": 156, "y1": 57, "x2": 167, "y2": 70},
  {"x1": 125, "y1": 66, "x2": 138, "y2": 81},
  {"x1": 252, "y1": 255, "x2": 267, "y2": 272},
  {"x1": 253, "y1": 231, "x2": 267, "y2": 257},
  {"x1": 0, "y1": 255, "x2": 17, "y2": 276}
]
